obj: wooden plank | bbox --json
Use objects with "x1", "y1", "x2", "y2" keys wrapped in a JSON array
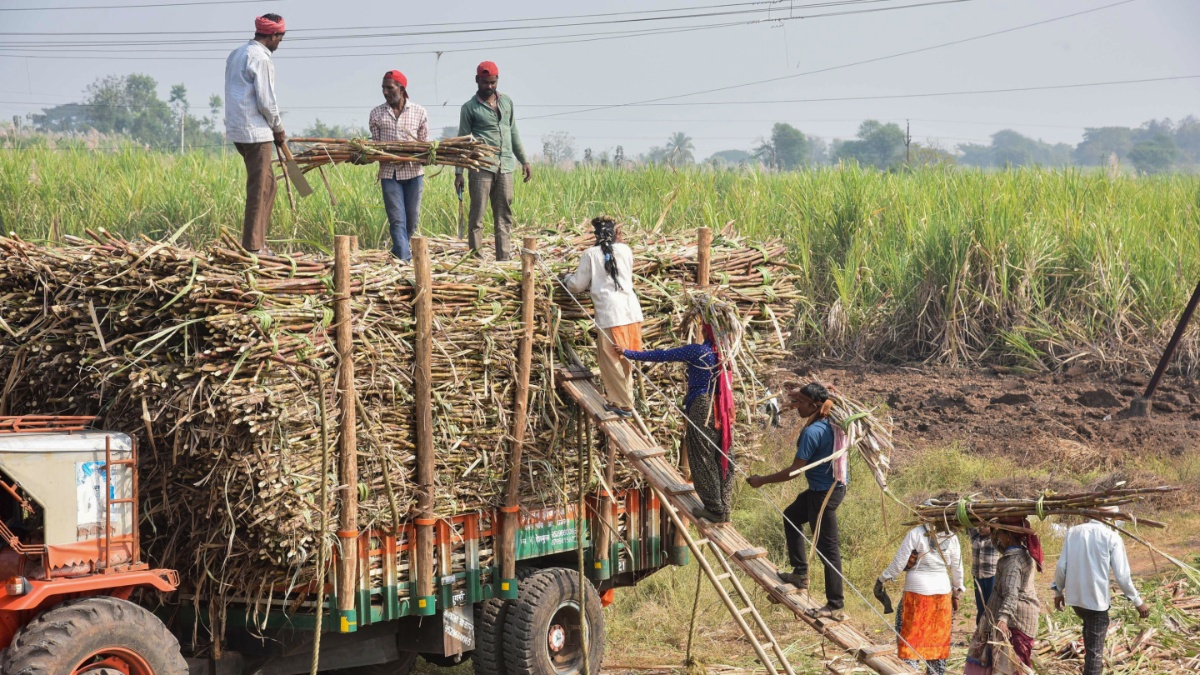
[
  {"x1": 629, "y1": 448, "x2": 667, "y2": 460},
  {"x1": 665, "y1": 483, "x2": 695, "y2": 495},
  {"x1": 734, "y1": 547, "x2": 768, "y2": 561}
]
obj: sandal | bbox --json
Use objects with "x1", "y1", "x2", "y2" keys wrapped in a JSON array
[{"x1": 805, "y1": 605, "x2": 845, "y2": 621}]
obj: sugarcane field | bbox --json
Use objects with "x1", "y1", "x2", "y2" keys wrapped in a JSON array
[{"x1": 2, "y1": 3, "x2": 1200, "y2": 675}]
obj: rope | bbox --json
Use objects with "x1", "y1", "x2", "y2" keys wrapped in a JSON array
[
  {"x1": 957, "y1": 498, "x2": 973, "y2": 530},
  {"x1": 529, "y1": 249, "x2": 932, "y2": 672}
]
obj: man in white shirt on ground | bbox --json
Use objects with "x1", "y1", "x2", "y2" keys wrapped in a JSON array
[
  {"x1": 224, "y1": 14, "x2": 287, "y2": 255},
  {"x1": 1053, "y1": 509, "x2": 1151, "y2": 675}
]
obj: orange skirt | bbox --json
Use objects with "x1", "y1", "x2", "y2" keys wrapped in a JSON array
[
  {"x1": 897, "y1": 591, "x2": 952, "y2": 661},
  {"x1": 608, "y1": 322, "x2": 643, "y2": 352}
]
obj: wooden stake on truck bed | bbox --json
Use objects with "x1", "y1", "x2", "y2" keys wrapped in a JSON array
[
  {"x1": 413, "y1": 236, "x2": 437, "y2": 614},
  {"x1": 669, "y1": 226, "x2": 711, "y2": 564},
  {"x1": 499, "y1": 237, "x2": 538, "y2": 596},
  {"x1": 333, "y1": 235, "x2": 359, "y2": 628}
]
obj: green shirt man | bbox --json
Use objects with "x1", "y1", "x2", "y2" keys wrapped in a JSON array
[{"x1": 454, "y1": 60, "x2": 531, "y2": 261}]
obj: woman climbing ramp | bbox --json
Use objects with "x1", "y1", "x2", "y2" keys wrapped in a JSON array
[{"x1": 623, "y1": 293, "x2": 741, "y2": 523}]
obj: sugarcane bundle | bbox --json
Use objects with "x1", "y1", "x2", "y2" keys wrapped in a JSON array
[
  {"x1": 911, "y1": 485, "x2": 1178, "y2": 531},
  {"x1": 778, "y1": 382, "x2": 894, "y2": 489},
  {"x1": 286, "y1": 136, "x2": 498, "y2": 172},
  {"x1": 0, "y1": 223, "x2": 805, "y2": 601}
]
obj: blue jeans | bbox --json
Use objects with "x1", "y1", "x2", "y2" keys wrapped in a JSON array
[
  {"x1": 973, "y1": 575, "x2": 995, "y2": 625},
  {"x1": 381, "y1": 175, "x2": 423, "y2": 260}
]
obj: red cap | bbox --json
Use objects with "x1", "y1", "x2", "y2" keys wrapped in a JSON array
[
  {"x1": 254, "y1": 15, "x2": 286, "y2": 35},
  {"x1": 384, "y1": 70, "x2": 407, "y2": 88},
  {"x1": 476, "y1": 61, "x2": 499, "y2": 77}
]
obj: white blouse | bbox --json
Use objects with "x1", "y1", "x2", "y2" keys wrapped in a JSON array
[
  {"x1": 563, "y1": 243, "x2": 644, "y2": 329},
  {"x1": 880, "y1": 525, "x2": 966, "y2": 596}
]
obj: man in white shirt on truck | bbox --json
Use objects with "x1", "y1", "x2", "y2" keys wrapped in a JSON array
[
  {"x1": 1053, "y1": 509, "x2": 1151, "y2": 675},
  {"x1": 225, "y1": 14, "x2": 288, "y2": 255}
]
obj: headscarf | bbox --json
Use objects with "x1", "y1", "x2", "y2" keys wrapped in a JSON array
[
  {"x1": 255, "y1": 15, "x2": 286, "y2": 35},
  {"x1": 703, "y1": 322, "x2": 735, "y2": 479},
  {"x1": 999, "y1": 516, "x2": 1044, "y2": 572}
]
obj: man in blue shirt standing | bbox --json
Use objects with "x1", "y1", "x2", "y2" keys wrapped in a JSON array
[{"x1": 748, "y1": 382, "x2": 847, "y2": 620}]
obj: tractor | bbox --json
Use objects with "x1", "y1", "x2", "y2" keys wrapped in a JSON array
[{"x1": 0, "y1": 416, "x2": 185, "y2": 675}]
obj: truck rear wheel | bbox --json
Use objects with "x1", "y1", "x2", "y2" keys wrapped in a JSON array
[
  {"x1": 1, "y1": 596, "x2": 187, "y2": 675},
  {"x1": 473, "y1": 597, "x2": 509, "y2": 675},
  {"x1": 502, "y1": 568, "x2": 604, "y2": 675}
]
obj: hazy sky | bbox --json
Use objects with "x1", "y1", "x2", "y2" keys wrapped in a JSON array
[{"x1": 3, "y1": 0, "x2": 1200, "y2": 158}]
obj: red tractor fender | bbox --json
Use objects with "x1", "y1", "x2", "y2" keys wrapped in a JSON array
[{"x1": 0, "y1": 569, "x2": 179, "y2": 650}]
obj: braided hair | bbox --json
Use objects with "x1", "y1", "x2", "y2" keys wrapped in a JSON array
[{"x1": 591, "y1": 216, "x2": 622, "y2": 291}]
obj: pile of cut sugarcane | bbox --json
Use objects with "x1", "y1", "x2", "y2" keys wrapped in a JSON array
[
  {"x1": 913, "y1": 486, "x2": 1178, "y2": 530},
  {"x1": 286, "y1": 135, "x2": 498, "y2": 172},
  {"x1": 0, "y1": 223, "x2": 804, "y2": 607},
  {"x1": 1037, "y1": 579, "x2": 1200, "y2": 674}
]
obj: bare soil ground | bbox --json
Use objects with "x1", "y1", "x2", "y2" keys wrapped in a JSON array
[{"x1": 796, "y1": 361, "x2": 1200, "y2": 478}]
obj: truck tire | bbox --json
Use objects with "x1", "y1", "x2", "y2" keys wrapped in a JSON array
[
  {"x1": 1, "y1": 596, "x2": 188, "y2": 675},
  {"x1": 473, "y1": 598, "x2": 509, "y2": 675},
  {"x1": 333, "y1": 651, "x2": 417, "y2": 674},
  {"x1": 502, "y1": 568, "x2": 604, "y2": 675},
  {"x1": 474, "y1": 566, "x2": 537, "y2": 675}
]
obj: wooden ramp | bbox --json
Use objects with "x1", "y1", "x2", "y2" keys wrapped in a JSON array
[{"x1": 556, "y1": 366, "x2": 917, "y2": 675}]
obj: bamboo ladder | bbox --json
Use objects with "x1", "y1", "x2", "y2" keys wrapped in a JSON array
[
  {"x1": 551, "y1": 227, "x2": 916, "y2": 675},
  {"x1": 555, "y1": 370, "x2": 917, "y2": 675}
]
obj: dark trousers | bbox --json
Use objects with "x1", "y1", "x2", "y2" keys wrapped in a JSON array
[
  {"x1": 466, "y1": 170, "x2": 514, "y2": 260},
  {"x1": 234, "y1": 141, "x2": 277, "y2": 252},
  {"x1": 784, "y1": 486, "x2": 846, "y2": 609},
  {"x1": 381, "y1": 175, "x2": 424, "y2": 261},
  {"x1": 1072, "y1": 606, "x2": 1109, "y2": 675},
  {"x1": 973, "y1": 575, "x2": 995, "y2": 626}
]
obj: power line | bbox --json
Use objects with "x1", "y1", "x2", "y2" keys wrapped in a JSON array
[
  {"x1": 0, "y1": 0, "x2": 842, "y2": 35},
  {"x1": 525, "y1": 0, "x2": 1143, "y2": 120},
  {"x1": 0, "y1": 0, "x2": 972, "y2": 50},
  {"x1": 0, "y1": 0, "x2": 280, "y2": 11}
]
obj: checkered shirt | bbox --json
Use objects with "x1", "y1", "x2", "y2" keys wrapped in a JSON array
[
  {"x1": 991, "y1": 547, "x2": 1041, "y2": 637},
  {"x1": 970, "y1": 528, "x2": 1000, "y2": 579},
  {"x1": 368, "y1": 101, "x2": 430, "y2": 181}
]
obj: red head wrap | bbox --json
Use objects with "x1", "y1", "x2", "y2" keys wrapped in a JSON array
[
  {"x1": 702, "y1": 323, "x2": 736, "y2": 479},
  {"x1": 384, "y1": 70, "x2": 407, "y2": 88},
  {"x1": 476, "y1": 61, "x2": 499, "y2": 77},
  {"x1": 998, "y1": 516, "x2": 1044, "y2": 572},
  {"x1": 255, "y1": 15, "x2": 286, "y2": 35}
]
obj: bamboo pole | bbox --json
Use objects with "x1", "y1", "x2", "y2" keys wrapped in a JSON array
[
  {"x1": 594, "y1": 433, "x2": 615, "y2": 580},
  {"x1": 333, "y1": 235, "x2": 358, "y2": 618},
  {"x1": 697, "y1": 226, "x2": 712, "y2": 289},
  {"x1": 499, "y1": 236, "x2": 538, "y2": 595},
  {"x1": 413, "y1": 235, "x2": 437, "y2": 614}
]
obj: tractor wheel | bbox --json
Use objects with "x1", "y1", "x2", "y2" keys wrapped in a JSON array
[
  {"x1": 1, "y1": 596, "x2": 187, "y2": 675},
  {"x1": 332, "y1": 651, "x2": 417, "y2": 674},
  {"x1": 502, "y1": 568, "x2": 604, "y2": 675}
]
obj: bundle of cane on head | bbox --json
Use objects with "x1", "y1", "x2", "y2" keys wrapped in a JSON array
[
  {"x1": 683, "y1": 291, "x2": 744, "y2": 367},
  {"x1": 779, "y1": 379, "x2": 894, "y2": 490}
]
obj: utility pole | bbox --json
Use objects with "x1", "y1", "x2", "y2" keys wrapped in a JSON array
[{"x1": 905, "y1": 119, "x2": 911, "y2": 166}]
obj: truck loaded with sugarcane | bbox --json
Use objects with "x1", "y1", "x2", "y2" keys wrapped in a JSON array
[{"x1": 0, "y1": 226, "x2": 809, "y2": 674}]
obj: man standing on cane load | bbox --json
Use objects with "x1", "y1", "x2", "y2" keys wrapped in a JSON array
[
  {"x1": 225, "y1": 13, "x2": 287, "y2": 256},
  {"x1": 454, "y1": 60, "x2": 532, "y2": 261},
  {"x1": 1053, "y1": 507, "x2": 1151, "y2": 675},
  {"x1": 367, "y1": 70, "x2": 429, "y2": 262}
]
